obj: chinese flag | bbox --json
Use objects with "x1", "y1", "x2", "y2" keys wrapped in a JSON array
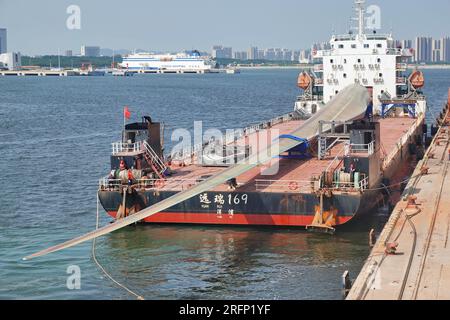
[{"x1": 124, "y1": 106, "x2": 131, "y2": 119}]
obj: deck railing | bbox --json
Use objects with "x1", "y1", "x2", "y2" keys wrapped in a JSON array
[
  {"x1": 98, "y1": 176, "x2": 207, "y2": 191},
  {"x1": 331, "y1": 175, "x2": 369, "y2": 191},
  {"x1": 344, "y1": 141, "x2": 375, "y2": 156},
  {"x1": 173, "y1": 112, "x2": 298, "y2": 162},
  {"x1": 255, "y1": 179, "x2": 315, "y2": 192},
  {"x1": 112, "y1": 141, "x2": 143, "y2": 154},
  {"x1": 137, "y1": 178, "x2": 206, "y2": 190},
  {"x1": 98, "y1": 177, "x2": 122, "y2": 190}
]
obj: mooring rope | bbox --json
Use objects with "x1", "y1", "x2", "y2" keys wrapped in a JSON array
[{"x1": 91, "y1": 195, "x2": 144, "y2": 300}]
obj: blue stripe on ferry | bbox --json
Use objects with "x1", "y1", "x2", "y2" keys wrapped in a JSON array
[{"x1": 123, "y1": 59, "x2": 204, "y2": 62}]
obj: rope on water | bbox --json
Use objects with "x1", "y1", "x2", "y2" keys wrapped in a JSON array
[{"x1": 91, "y1": 195, "x2": 144, "y2": 300}]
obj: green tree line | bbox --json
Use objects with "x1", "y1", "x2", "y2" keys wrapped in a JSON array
[{"x1": 21, "y1": 55, "x2": 123, "y2": 68}]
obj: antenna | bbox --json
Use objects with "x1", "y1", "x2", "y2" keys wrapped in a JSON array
[
  {"x1": 352, "y1": 0, "x2": 366, "y2": 38},
  {"x1": 58, "y1": 48, "x2": 61, "y2": 70}
]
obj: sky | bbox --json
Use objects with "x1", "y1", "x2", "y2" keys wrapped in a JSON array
[{"x1": 0, "y1": 0, "x2": 449, "y2": 55}]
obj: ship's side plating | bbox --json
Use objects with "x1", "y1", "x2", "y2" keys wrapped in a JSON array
[
  {"x1": 99, "y1": 189, "x2": 361, "y2": 227},
  {"x1": 98, "y1": 111, "x2": 426, "y2": 229}
]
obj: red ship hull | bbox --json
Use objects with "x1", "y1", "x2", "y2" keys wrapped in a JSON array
[{"x1": 106, "y1": 210, "x2": 354, "y2": 226}]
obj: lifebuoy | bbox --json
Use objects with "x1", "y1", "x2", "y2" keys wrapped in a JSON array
[
  {"x1": 289, "y1": 181, "x2": 299, "y2": 191},
  {"x1": 155, "y1": 179, "x2": 165, "y2": 189}
]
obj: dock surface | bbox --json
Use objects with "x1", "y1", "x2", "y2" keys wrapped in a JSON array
[{"x1": 347, "y1": 102, "x2": 450, "y2": 300}]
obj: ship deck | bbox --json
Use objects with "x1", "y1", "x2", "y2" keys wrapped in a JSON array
[{"x1": 157, "y1": 116, "x2": 418, "y2": 194}]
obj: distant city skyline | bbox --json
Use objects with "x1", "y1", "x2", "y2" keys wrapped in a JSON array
[
  {"x1": 210, "y1": 36, "x2": 450, "y2": 63},
  {"x1": 1, "y1": 0, "x2": 450, "y2": 55},
  {"x1": 3, "y1": 24, "x2": 450, "y2": 65}
]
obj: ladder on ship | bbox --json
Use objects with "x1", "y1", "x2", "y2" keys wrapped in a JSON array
[
  {"x1": 319, "y1": 137, "x2": 328, "y2": 160},
  {"x1": 143, "y1": 140, "x2": 167, "y2": 180}
]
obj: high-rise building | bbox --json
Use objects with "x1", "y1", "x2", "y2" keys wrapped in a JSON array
[
  {"x1": 257, "y1": 49, "x2": 265, "y2": 60},
  {"x1": 415, "y1": 37, "x2": 433, "y2": 63},
  {"x1": 282, "y1": 49, "x2": 292, "y2": 61},
  {"x1": 432, "y1": 39, "x2": 442, "y2": 62},
  {"x1": 81, "y1": 45, "x2": 101, "y2": 57},
  {"x1": 233, "y1": 51, "x2": 247, "y2": 60},
  {"x1": 291, "y1": 51, "x2": 300, "y2": 62},
  {"x1": 274, "y1": 48, "x2": 283, "y2": 61},
  {"x1": 211, "y1": 45, "x2": 233, "y2": 59},
  {"x1": 0, "y1": 28, "x2": 7, "y2": 54},
  {"x1": 247, "y1": 47, "x2": 258, "y2": 60},
  {"x1": 264, "y1": 48, "x2": 276, "y2": 61},
  {"x1": 441, "y1": 37, "x2": 450, "y2": 63},
  {"x1": 400, "y1": 40, "x2": 413, "y2": 50}
]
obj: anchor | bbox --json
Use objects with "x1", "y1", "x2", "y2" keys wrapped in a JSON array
[{"x1": 306, "y1": 192, "x2": 337, "y2": 234}]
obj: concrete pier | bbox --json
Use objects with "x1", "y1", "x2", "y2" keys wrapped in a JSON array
[
  {"x1": 0, "y1": 69, "x2": 76, "y2": 76},
  {"x1": 347, "y1": 96, "x2": 450, "y2": 300},
  {"x1": 0, "y1": 68, "x2": 227, "y2": 76}
]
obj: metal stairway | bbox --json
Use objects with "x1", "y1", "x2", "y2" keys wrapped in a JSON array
[
  {"x1": 318, "y1": 137, "x2": 328, "y2": 160},
  {"x1": 142, "y1": 141, "x2": 167, "y2": 180}
]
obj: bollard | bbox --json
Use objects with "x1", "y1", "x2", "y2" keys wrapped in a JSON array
[
  {"x1": 342, "y1": 271, "x2": 352, "y2": 299},
  {"x1": 369, "y1": 229, "x2": 377, "y2": 248},
  {"x1": 385, "y1": 242, "x2": 399, "y2": 255}
]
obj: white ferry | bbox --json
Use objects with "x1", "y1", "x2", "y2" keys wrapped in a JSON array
[{"x1": 119, "y1": 50, "x2": 215, "y2": 72}]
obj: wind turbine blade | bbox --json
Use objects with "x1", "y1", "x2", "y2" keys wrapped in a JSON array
[{"x1": 24, "y1": 84, "x2": 369, "y2": 260}]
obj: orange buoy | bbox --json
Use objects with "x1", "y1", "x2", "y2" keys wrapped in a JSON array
[
  {"x1": 297, "y1": 72, "x2": 311, "y2": 90},
  {"x1": 409, "y1": 70, "x2": 425, "y2": 89},
  {"x1": 155, "y1": 179, "x2": 165, "y2": 189},
  {"x1": 288, "y1": 181, "x2": 299, "y2": 191}
]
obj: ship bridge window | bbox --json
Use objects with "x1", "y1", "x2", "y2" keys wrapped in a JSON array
[
  {"x1": 338, "y1": 44, "x2": 344, "y2": 49},
  {"x1": 377, "y1": 44, "x2": 383, "y2": 48},
  {"x1": 364, "y1": 44, "x2": 370, "y2": 48},
  {"x1": 351, "y1": 44, "x2": 357, "y2": 49}
]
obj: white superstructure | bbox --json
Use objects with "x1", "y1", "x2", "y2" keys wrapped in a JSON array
[
  {"x1": 119, "y1": 50, "x2": 215, "y2": 72},
  {"x1": 295, "y1": 0, "x2": 426, "y2": 119}
]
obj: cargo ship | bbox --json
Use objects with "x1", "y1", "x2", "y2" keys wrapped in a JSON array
[{"x1": 98, "y1": 0, "x2": 427, "y2": 232}]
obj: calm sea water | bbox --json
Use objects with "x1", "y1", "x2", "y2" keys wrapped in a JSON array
[{"x1": 0, "y1": 69, "x2": 449, "y2": 300}]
